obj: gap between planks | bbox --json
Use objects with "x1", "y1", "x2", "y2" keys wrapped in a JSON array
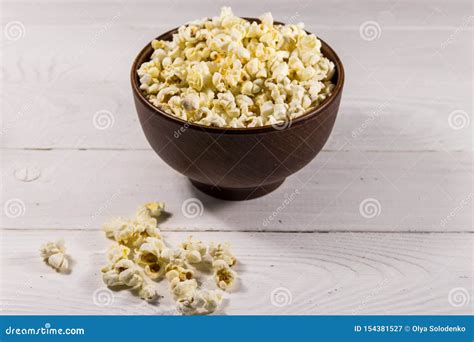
[
  {"x1": 2, "y1": 148, "x2": 468, "y2": 153},
  {"x1": 2, "y1": 228, "x2": 472, "y2": 234}
]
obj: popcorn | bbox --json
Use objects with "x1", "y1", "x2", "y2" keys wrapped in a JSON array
[
  {"x1": 137, "y1": 201, "x2": 165, "y2": 219},
  {"x1": 40, "y1": 240, "x2": 69, "y2": 273},
  {"x1": 134, "y1": 237, "x2": 169, "y2": 279},
  {"x1": 101, "y1": 258, "x2": 160, "y2": 302},
  {"x1": 209, "y1": 242, "x2": 237, "y2": 290},
  {"x1": 100, "y1": 202, "x2": 238, "y2": 314},
  {"x1": 102, "y1": 258, "x2": 143, "y2": 288},
  {"x1": 138, "y1": 7, "x2": 335, "y2": 128},
  {"x1": 209, "y1": 242, "x2": 236, "y2": 267},
  {"x1": 170, "y1": 278, "x2": 198, "y2": 300},
  {"x1": 103, "y1": 202, "x2": 164, "y2": 247},
  {"x1": 106, "y1": 243, "x2": 131, "y2": 264},
  {"x1": 139, "y1": 282, "x2": 160, "y2": 301},
  {"x1": 180, "y1": 236, "x2": 207, "y2": 263},
  {"x1": 177, "y1": 289, "x2": 223, "y2": 315},
  {"x1": 182, "y1": 93, "x2": 200, "y2": 111},
  {"x1": 212, "y1": 259, "x2": 236, "y2": 290}
]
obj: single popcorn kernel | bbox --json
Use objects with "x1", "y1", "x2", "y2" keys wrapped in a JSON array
[
  {"x1": 209, "y1": 242, "x2": 237, "y2": 290},
  {"x1": 180, "y1": 236, "x2": 207, "y2": 264},
  {"x1": 134, "y1": 237, "x2": 169, "y2": 279},
  {"x1": 209, "y1": 242, "x2": 236, "y2": 267},
  {"x1": 177, "y1": 289, "x2": 223, "y2": 315},
  {"x1": 40, "y1": 240, "x2": 70, "y2": 273},
  {"x1": 138, "y1": 7, "x2": 335, "y2": 128},
  {"x1": 213, "y1": 259, "x2": 236, "y2": 290},
  {"x1": 136, "y1": 201, "x2": 165, "y2": 220}
]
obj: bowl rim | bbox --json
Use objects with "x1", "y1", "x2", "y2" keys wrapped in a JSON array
[{"x1": 131, "y1": 18, "x2": 345, "y2": 134}]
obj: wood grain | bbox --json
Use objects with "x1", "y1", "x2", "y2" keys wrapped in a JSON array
[
  {"x1": 2, "y1": 0, "x2": 472, "y2": 28},
  {"x1": 1, "y1": 0, "x2": 472, "y2": 317},
  {"x1": 1, "y1": 230, "x2": 471, "y2": 315},
  {"x1": 2, "y1": 149, "x2": 472, "y2": 232}
]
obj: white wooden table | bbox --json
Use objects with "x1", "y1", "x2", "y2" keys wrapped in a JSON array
[{"x1": 1, "y1": 0, "x2": 472, "y2": 315}]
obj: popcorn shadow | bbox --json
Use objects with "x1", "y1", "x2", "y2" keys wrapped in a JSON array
[
  {"x1": 232, "y1": 259, "x2": 247, "y2": 294},
  {"x1": 193, "y1": 260, "x2": 214, "y2": 275},
  {"x1": 231, "y1": 275, "x2": 246, "y2": 293},
  {"x1": 106, "y1": 285, "x2": 163, "y2": 305},
  {"x1": 214, "y1": 298, "x2": 229, "y2": 315},
  {"x1": 62, "y1": 255, "x2": 75, "y2": 275},
  {"x1": 36, "y1": 255, "x2": 74, "y2": 275},
  {"x1": 157, "y1": 210, "x2": 172, "y2": 224},
  {"x1": 213, "y1": 277, "x2": 247, "y2": 315}
]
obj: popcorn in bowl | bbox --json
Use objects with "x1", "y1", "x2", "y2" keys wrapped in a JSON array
[{"x1": 137, "y1": 7, "x2": 335, "y2": 128}]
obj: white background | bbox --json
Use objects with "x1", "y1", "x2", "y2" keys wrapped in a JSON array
[{"x1": 1, "y1": 0, "x2": 472, "y2": 314}]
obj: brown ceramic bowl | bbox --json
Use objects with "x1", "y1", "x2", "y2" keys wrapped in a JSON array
[{"x1": 131, "y1": 19, "x2": 344, "y2": 200}]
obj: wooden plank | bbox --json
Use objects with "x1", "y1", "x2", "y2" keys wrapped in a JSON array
[
  {"x1": 1, "y1": 229, "x2": 471, "y2": 315},
  {"x1": 1, "y1": 149, "x2": 472, "y2": 232},
  {"x1": 2, "y1": 24, "x2": 471, "y2": 151},
  {"x1": 2, "y1": 0, "x2": 472, "y2": 28}
]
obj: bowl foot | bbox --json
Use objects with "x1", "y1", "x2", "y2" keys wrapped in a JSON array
[{"x1": 189, "y1": 179, "x2": 285, "y2": 201}]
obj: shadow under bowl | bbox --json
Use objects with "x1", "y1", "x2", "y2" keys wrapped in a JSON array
[{"x1": 131, "y1": 20, "x2": 345, "y2": 200}]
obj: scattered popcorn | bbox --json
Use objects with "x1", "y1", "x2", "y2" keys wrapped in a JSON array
[
  {"x1": 138, "y1": 280, "x2": 160, "y2": 301},
  {"x1": 209, "y1": 242, "x2": 237, "y2": 290},
  {"x1": 106, "y1": 243, "x2": 131, "y2": 264},
  {"x1": 165, "y1": 263, "x2": 194, "y2": 281},
  {"x1": 170, "y1": 278, "x2": 198, "y2": 300},
  {"x1": 209, "y1": 242, "x2": 236, "y2": 267},
  {"x1": 102, "y1": 214, "x2": 162, "y2": 248},
  {"x1": 101, "y1": 257, "x2": 159, "y2": 302},
  {"x1": 134, "y1": 237, "x2": 169, "y2": 279},
  {"x1": 180, "y1": 236, "x2": 207, "y2": 263},
  {"x1": 100, "y1": 202, "x2": 238, "y2": 314},
  {"x1": 177, "y1": 289, "x2": 223, "y2": 315},
  {"x1": 40, "y1": 240, "x2": 69, "y2": 273},
  {"x1": 102, "y1": 258, "x2": 143, "y2": 289},
  {"x1": 136, "y1": 201, "x2": 165, "y2": 220},
  {"x1": 138, "y1": 7, "x2": 335, "y2": 128},
  {"x1": 212, "y1": 259, "x2": 237, "y2": 290}
]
